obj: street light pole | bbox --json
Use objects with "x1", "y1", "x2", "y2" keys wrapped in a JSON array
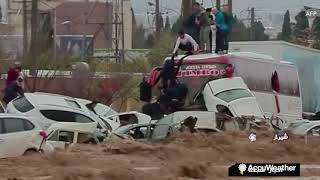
[
  {"x1": 155, "y1": 0, "x2": 160, "y2": 40},
  {"x1": 54, "y1": 9, "x2": 57, "y2": 60}
]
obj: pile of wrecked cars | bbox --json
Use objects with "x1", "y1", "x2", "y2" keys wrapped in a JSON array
[{"x1": 0, "y1": 52, "x2": 313, "y2": 158}]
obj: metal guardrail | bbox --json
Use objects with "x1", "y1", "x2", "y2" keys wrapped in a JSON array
[{"x1": 0, "y1": 71, "x2": 147, "y2": 79}]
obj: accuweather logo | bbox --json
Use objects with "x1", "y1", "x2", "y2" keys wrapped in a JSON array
[
  {"x1": 238, "y1": 163, "x2": 247, "y2": 175},
  {"x1": 229, "y1": 163, "x2": 300, "y2": 176}
]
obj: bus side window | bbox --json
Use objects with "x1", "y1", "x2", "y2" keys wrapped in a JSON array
[
  {"x1": 277, "y1": 65, "x2": 299, "y2": 96},
  {"x1": 287, "y1": 67, "x2": 300, "y2": 97}
]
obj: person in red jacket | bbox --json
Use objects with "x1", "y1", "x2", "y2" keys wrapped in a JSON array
[
  {"x1": 6, "y1": 66, "x2": 19, "y2": 86},
  {"x1": 224, "y1": 64, "x2": 234, "y2": 78}
]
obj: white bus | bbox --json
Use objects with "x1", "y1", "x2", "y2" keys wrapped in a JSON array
[{"x1": 148, "y1": 52, "x2": 302, "y2": 122}]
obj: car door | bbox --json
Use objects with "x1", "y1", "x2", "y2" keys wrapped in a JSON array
[
  {"x1": 46, "y1": 130, "x2": 75, "y2": 150},
  {"x1": 0, "y1": 118, "x2": 36, "y2": 158},
  {"x1": 0, "y1": 119, "x2": 5, "y2": 158},
  {"x1": 124, "y1": 125, "x2": 149, "y2": 140}
]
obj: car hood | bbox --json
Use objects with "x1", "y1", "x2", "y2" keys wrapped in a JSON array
[
  {"x1": 99, "y1": 116, "x2": 121, "y2": 131},
  {"x1": 229, "y1": 98, "x2": 264, "y2": 118}
]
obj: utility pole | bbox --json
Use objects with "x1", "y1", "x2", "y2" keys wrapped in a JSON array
[
  {"x1": 250, "y1": 7, "x2": 255, "y2": 41},
  {"x1": 30, "y1": 0, "x2": 38, "y2": 63},
  {"x1": 23, "y1": 0, "x2": 28, "y2": 60},
  {"x1": 114, "y1": 0, "x2": 120, "y2": 64},
  {"x1": 155, "y1": 0, "x2": 160, "y2": 40},
  {"x1": 54, "y1": 9, "x2": 57, "y2": 61},
  {"x1": 85, "y1": 0, "x2": 124, "y2": 64},
  {"x1": 228, "y1": 0, "x2": 233, "y2": 16},
  {"x1": 216, "y1": 0, "x2": 221, "y2": 10},
  {"x1": 121, "y1": 0, "x2": 125, "y2": 64}
]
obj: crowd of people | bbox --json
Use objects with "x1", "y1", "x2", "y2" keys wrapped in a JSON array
[
  {"x1": 173, "y1": 2, "x2": 233, "y2": 56},
  {"x1": 2, "y1": 63, "x2": 25, "y2": 104},
  {"x1": 141, "y1": 3, "x2": 235, "y2": 117}
]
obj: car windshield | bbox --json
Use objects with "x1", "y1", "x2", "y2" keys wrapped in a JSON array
[
  {"x1": 215, "y1": 89, "x2": 253, "y2": 103},
  {"x1": 12, "y1": 96, "x2": 35, "y2": 113}
]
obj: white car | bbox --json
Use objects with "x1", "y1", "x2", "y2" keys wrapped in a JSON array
[
  {"x1": 112, "y1": 121, "x2": 158, "y2": 140},
  {"x1": 152, "y1": 111, "x2": 222, "y2": 140},
  {"x1": 104, "y1": 111, "x2": 152, "y2": 126},
  {"x1": 290, "y1": 120, "x2": 320, "y2": 136},
  {"x1": 0, "y1": 114, "x2": 54, "y2": 158},
  {"x1": 6, "y1": 92, "x2": 120, "y2": 135},
  {"x1": 203, "y1": 77, "x2": 265, "y2": 119},
  {"x1": 46, "y1": 122, "x2": 98, "y2": 150}
]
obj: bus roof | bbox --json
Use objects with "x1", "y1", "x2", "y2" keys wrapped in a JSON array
[
  {"x1": 166, "y1": 52, "x2": 296, "y2": 66},
  {"x1": 169, "y1": 54, "x2": 229, "y2": 64}
]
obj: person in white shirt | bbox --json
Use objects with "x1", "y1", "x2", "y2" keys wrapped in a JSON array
[{"x1": 173, "y1": 29, "x2": 199, "y2": 56}]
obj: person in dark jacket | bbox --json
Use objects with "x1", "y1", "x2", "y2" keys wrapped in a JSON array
[
  {"x1": 160, "y1": 56, "x2": 177, "y2": 90},
  {"x1": 182, "y1": 2, "x2": 202, "y2": 44},
  {"x1": 139, "y1": 76, "x2": 152, "y2": 103}
]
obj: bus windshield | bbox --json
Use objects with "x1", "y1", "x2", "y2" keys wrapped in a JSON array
[{"x1": 215, "y1": 89, "x2": 253, "y2": 103}]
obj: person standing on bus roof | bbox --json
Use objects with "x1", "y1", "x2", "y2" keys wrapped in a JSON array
[
  {"x1": 213, "y1": 7, "x2": 228, "y2": 54},
  {"x1": 207, "y1": 8, "x2": 216, "y2": 53},
  {"x1": 172, "y1": 29, "x2": 199, "y2": 57},
  {"x1": 182, "y1": 2, "x2": 202, "y2": 44},
  {"x1": 196, "y1": 7, "x2": 211, "y2": 52},
  {"x1": 222, "y1": 5, "x2": 233, "y2": 54}
]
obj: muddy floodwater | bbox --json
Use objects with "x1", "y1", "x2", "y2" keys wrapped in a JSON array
[{"x1": 1, "y1": 131, "x2": 320, "y2": 180}]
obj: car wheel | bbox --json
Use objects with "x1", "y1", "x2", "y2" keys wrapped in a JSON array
[{"x1": 23, "y1": 149, "x2": 39, "y2": 156}]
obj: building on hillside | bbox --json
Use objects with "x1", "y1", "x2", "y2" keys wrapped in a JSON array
[
  {"x1": 2, "y1": 0, "x2": 132, "y2": 58},
  {"x1": 230, "y1": 41, "x2": 320, "y2": 113}
]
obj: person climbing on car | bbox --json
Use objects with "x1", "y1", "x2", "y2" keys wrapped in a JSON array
[
  {"x1": 159, "y1": 55, "x2": 178, "y2": 90},
  {"x1": 139, "y1": 76, "x2": 152, "y2": 103},
  {"x1": 6, "y1": 63, "x2": 23, "y2": 87},
  {"x1": 172, "y1": 29, "x2": 199, "y2": 57},
  {"x1": 2, "y1": 76, "x2": 24, "y2": 104}
]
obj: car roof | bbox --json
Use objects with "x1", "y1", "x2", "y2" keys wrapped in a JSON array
[{"x1": 24, "y1": 92, "x2": 90, "y2": 115}]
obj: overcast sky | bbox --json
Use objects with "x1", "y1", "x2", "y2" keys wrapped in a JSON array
[
  {"x1": 0, "y1": 0, "x2": 7, "y2": 21},
  {"x1": 131, "y1": 0, "x2": 320, "y2": 28}
]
